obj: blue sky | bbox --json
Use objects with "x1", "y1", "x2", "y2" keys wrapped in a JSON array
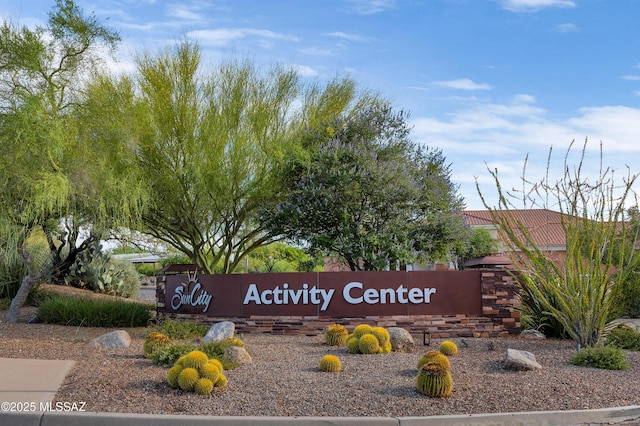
[{"x1": 2, "y1": 0, "x2": 640, "y2": 210}]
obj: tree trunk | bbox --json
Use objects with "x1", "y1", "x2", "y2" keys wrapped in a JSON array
[{"x1": 8, "y1": 247, "x2": 41, "y2": 323}]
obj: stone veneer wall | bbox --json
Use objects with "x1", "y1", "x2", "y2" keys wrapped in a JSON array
[{"x1": 155, "y1": 269, "x2": 521, "y2": 338}]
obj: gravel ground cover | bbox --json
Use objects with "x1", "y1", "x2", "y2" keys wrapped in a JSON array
[{"x1": 1, "y1": 307, "x2": 640, "y2": 417}]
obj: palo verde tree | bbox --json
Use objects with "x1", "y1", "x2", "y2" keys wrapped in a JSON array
[
  {"x1": 261, "y1": 102, "x2": 466, "y2": 271},
  {"x1": 125, "y1": 40, "x2": 369, "y2": 273},
  {"x1": 480, "y1": 140, "x2": 639, "y2": 348},
  {"x1": 0, "y1": 0, "x2": 146, "y2": 321}
]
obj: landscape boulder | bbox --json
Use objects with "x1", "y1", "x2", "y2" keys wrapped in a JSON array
[
  {"x1": 520, "y1": 329, "x2": 546, "y2": 340},
  {"x1": 88, "y1": 330, "x2": 131, "y2": 349},
  {"x1": 387, "y1": 327, "x2": 415, "y2": 353},
  {"x1": 225, "y1": 346, "x2": 252, "y2": 366},
  {"x1": 203, "y1": 321, "x2": 235, "y2": 343},
  {"x1": 504, "y1": 348, "x2": 542, "y2": 371}
]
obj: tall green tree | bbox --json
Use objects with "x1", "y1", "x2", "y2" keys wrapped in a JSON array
[
  {"x1": 0, "y1": 0, "x2": 145, "y2": 320},
  {"x1": 123, "y1": 41, "x2": 368, "y2": 273},
  {"x1": 261, "y1": 103, "x2": 466, "y2": 271},
  {"x1": 480, "y1": 140, "x2": 639, "y2": 347}
]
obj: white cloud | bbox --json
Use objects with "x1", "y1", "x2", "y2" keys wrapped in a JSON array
[
  {"x1": 325, "y1": 31, "x2": 369, "y2": 42},
  {"x1": 497, "y1": 0, "x2": 576, "y2": 13},
  {"x1": 434, "y1": 79, "x2": 492, "y2": 91},
  {"x1": 186, "y1": 28, "x2": 298, "y2": 47},
  {"x1": 345, "y1": 0, "x2": 396, "y2": 15},
  {"x1": 297, "y1": 47, "x2": 336, "y2": 56},
  {"x1": 622, "y1": 75, "x2": 640, "y2": 81},
  {"x1": 410, "y1": 97, "x2": 640, "y2": 209},
  {"x1": 555, "y1": 23, "x2": 580, "y2": 33},
  {"x1": 289, "y1": 64, "x2": 318, "y2": 77},
  {"x1": 166, "y1": 3, "x2": 206, "y2": 22}
]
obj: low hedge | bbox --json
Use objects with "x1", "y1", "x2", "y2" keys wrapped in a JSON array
[{"x1": 38, "y1": 296, "x2": 152, "y2": 327}]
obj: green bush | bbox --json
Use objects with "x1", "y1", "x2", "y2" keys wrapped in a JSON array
[
  {"x1": 151, "y1": 337, "x2": 245, "y2": 370},
  {"x1": 37, "y1": 296, "x2": 152, "y2": 327},
  {"x1": 136, "y1": 264, "x2": 158, "y2": 277},
  {"x1": 199, "y1": 337, "x2": 245, "y2": 370},
  {"x1": 569, "y1": 346, "x2": 630, "y2": 370},
  {"x1": 152, "y1": 342, "x2": 198, "y2": 367},
  {"x1": 606, "y1": 326, "x2": 640, "y2": 351},
  {"x1": 159, "y1": 318, "x2": 209, "y2": 339}
]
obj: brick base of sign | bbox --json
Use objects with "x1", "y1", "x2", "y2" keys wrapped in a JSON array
[{"x1": 155, "y1": 269, "x2": 521, "y2": 339}]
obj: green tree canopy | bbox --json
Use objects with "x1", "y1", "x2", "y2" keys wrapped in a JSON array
[
  {"x1": 96, "y1": 40, "x2": 372, "y2": 273},
  {"x1": 0, "y1": 0, "x2": 146, "y2": 320},
  {"x1": 261, "y1": 102, "x2": 466, "y2": 271}
]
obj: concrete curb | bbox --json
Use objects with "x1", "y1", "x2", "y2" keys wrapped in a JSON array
[{"x1": 2, "y1": 406, "x2": 640, "y2": 426}]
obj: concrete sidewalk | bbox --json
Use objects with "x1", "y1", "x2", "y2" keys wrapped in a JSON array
[
  {"x1": 2, "y1": 406, "x2": 640, "y2": 426},
  {"x1": 0, "y1": 358, "x2": 75, "y2": 405}
]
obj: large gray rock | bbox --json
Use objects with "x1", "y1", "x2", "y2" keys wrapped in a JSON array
[
  {"x1": 88, "y1": 330, "x2": 131, "y2": 349},
  {"x1": 224, "y1": 346, "x2": 252, "y2": 366},
  {"x1": 505, "y1": 348, "x2": 542, "y2": 371},
  {"x1": 387, "y1": 327, "x2": 415, "y2": 353},
  {"x1": 203, "y1": 321, "x2": 235, "y2": 343},
  {"x1": 520, "y1": 329, "x2": 546, "y2": 340}
]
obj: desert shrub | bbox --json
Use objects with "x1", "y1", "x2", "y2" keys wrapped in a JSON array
[
  {"x1": 606, "y1": 326, "x2": 640, "y2": 351},
  {"x1": 153, "y1": 337, "x2": 245, "y2": 370},
  {"x1": 0, "y1": 298, "x2": 10, "y2": 310},
  {"x1": 152, "y1": 342, "x2": 198, "y2": 367},
  {"x1": 136, "y1": 264, "x2": 158, "y2": 277},
  {"x1": 199, "y1": 337, "x2": 245, "y2": 370},
  {"x1": 37, "y1": 296, "x2": 151, "y2": 327},
  {"x1": 159, "y1": 318, "x2": 208, "y2": 339},
  {"x1": 143, "y1": 332, "x2": 171, "y2": 359},
  {"x1": 569, "y1": 346, "x2": 629, "y2": 370},
  {"x1": 518, "y1": 287, "x2": 567, "y2": 339}
]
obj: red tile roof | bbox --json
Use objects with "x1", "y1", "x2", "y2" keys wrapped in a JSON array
[{"x1": 462, "y1": 209, "x2": 567, "y2": 248}]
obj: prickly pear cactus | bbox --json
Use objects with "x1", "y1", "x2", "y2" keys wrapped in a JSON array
[{"x1": 416, "y1": 362, "x2": 453, "y2": 398}]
